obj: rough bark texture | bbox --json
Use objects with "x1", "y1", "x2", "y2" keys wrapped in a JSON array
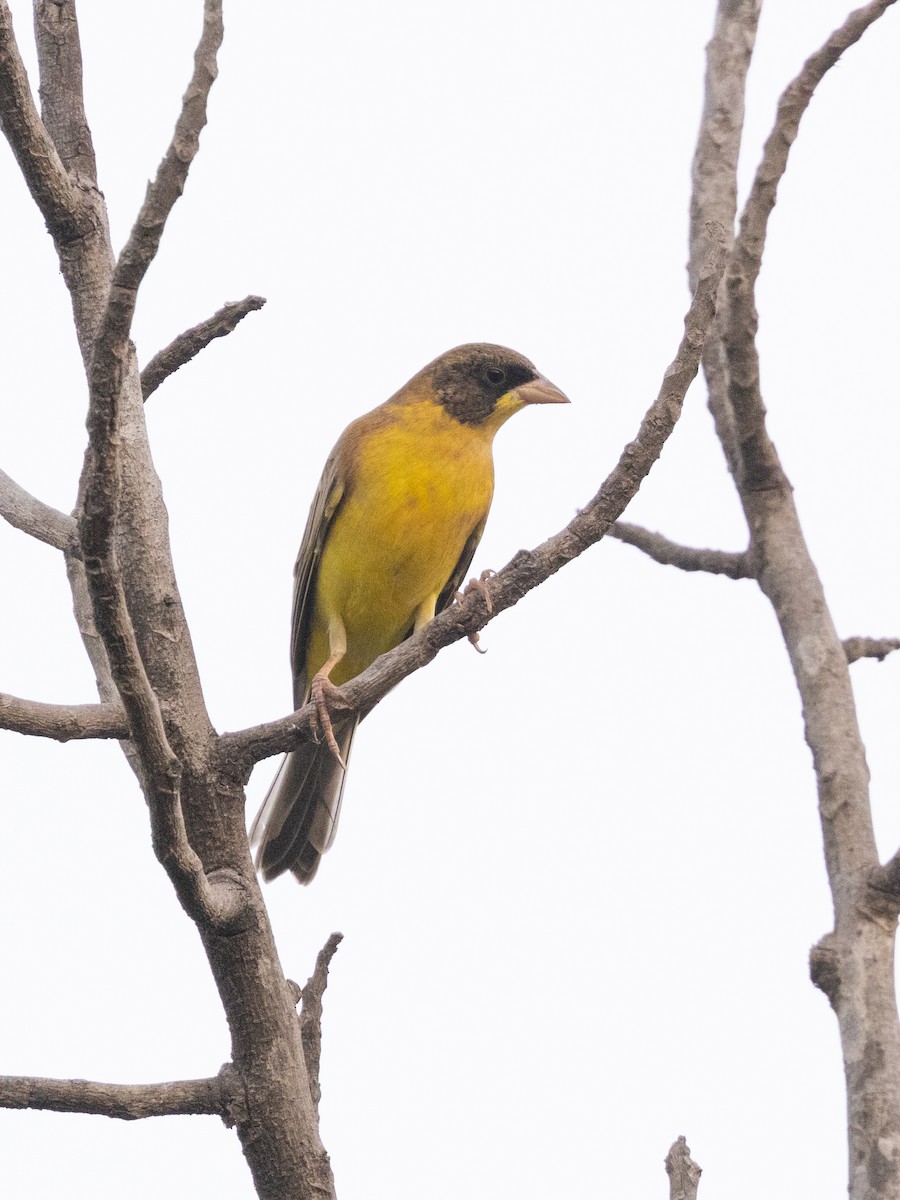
[
  {"x1": 665, "y1": 1136, "x2": 702, "y2": 1200},
  {"x1": 0, "y1": 4, "x2": 728, "y2": 1197},
  {"x1": 0, "y1": 1071, "x2": 234, "y2": 1120},
  {"x1": 141, "y1": 295, "x2": 267, "y2": 400},
  {"x1": 5, "y1": 1, "x2": 895, "y2": 1196},
  {"x1": 690, "y1": 5, "x2": 900, "y2": 1198},
  {"x1": 1, "y1": 3, "x2": 334, "y2": 1196}
]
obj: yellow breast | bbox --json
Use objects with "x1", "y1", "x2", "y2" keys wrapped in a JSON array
[{"x1": 309, "y1": 399, "x2": 496, "y2": 683}]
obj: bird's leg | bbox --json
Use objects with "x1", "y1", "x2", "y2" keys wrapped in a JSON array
[
  {"x1": 310, "y1": 618, "x2": 347, "y2": 767},
  {"x1": 413, "y1": 594, "x2": 438, "y2": 633},
  {"x1": 454, "y1": 569, "x2": 496, "y2": 653}
]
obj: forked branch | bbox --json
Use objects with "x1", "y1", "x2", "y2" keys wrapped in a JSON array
[
  {"x1": 694, "y1": 4, "x2": 900, "y2": 1198},
  {"x1": 0, "y1": 1, "x2": 84, "y2": 240},
  {"x1": 76, "y1": 0, "x2": 239, "y2": 931},
  {"x1": 724, "y1": 0, "x2": 899, "y2": 490}
]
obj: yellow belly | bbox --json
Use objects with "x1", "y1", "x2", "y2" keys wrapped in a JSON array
[{"x1": 307, "y1": 401, "x2": 495, "y2": 685}]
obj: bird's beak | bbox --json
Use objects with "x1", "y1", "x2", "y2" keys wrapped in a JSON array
[{"x1": 514, "y1": 375, "x2": 570, "y2": 406}]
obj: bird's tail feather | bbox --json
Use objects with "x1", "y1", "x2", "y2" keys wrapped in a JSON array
[{"x1": 250, "y1": 717, "x2": 358, "y2": 884}]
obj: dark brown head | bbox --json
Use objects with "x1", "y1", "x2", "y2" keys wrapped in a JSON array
[{"x1": 397, "y1": 343, "x2": 569, "y2": 428}]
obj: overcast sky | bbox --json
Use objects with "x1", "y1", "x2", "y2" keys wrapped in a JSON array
[{"x1": 2, "y1": 2, "x2": 899, "y2": 1197}]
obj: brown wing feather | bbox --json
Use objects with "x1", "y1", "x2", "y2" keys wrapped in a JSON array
[
  {"x1": 289, "y1": 447, "x2": 346, "y2": 706},
  {"x1": 435, "y1": 515, "x2": 488, "y2": 615}
]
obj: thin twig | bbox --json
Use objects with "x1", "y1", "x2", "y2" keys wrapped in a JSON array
[
  {"x1": 0, "y1": 1071, "x2": 229, "y2": 1121},
  {"x1": 221, "y1": 228, "x2": 728, "y2": 770},
  {"x1": 0, "y1": 469, "x2": 76, "y2": 550},
  {"x1": 141, "y1": 296, "x2": 267, "y2": 399},
  {"x1": 0, "y1": 693, "x2": 127, "y2": 740},
  {"x1": 726, "y1": 0, "x2": 898, "y2": 491},
  {"x1": 102, "y1": 0, "x2": 224, "y2": 344},
  {"x1": 298, "y1": 933, "x2": 343, "y2": 1114},
  {"x1": 609, "y1": 521, "x2": 754, "y2": 579},
  {"x1": 843, "y1": 636, "x2": 900, "y2": 665}
]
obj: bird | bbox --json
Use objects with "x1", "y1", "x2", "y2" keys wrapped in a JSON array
[{"x1": 250, "y1": 343, "x2": 568, "y2": 883}]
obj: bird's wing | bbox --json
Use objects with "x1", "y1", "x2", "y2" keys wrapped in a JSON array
[
  {"x1": 435, "y1": 515, "x2": 489, "y2": 616},
  {"x1": 289, "y1": 447, "x2": 346, "y2": 706}
]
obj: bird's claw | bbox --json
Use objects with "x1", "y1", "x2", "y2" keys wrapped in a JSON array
[
  {"x1": 454, "y1": 570, "x2": 495, "y2": 654},
  {"x1": 310, "y1": 673, "x2": 346, "y2": 768},
  {"x1": 465, "y1": 569, "x2": 495, "y2": 613},
  {"x1": 467, "y1": 630, "x2": 487, "y2": 655}
]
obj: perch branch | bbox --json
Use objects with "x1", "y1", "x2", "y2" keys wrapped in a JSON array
[
  {"x1": 297, "y1": 933, "x2": 344, "y2": 1114},
  {"x1": 141, "y1": 296, "x2": 267, "y2": 399},
  {"x1": 221, "y1": 227, "x2": 727, "y2": 769},
  {"x1": 843, "y1": 636, "x2": 900, "y2": 665},
  {"x1": 609, "y1": 521, "x2": 754, "y2": 579},
  {"x1": 665, "y1": 1136, "x2": 702, "y2": 1200},
  {"x1": 0, "y1": 469, "x2": 76, "y2": 550},
  {"x1": 0, "y1": 1070, "x2": 232, "y2": 1121},
  {"x1": 0, "y1": 693, "x2": 127, "y2": 740}
]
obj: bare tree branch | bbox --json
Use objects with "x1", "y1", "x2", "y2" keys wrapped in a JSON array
[
  {"x1": 64, "y1": 552, "x2": 119, "y2": 704},
  {"x1": 0, "y1": 468, "x2": 76, "y2": 549},
  {"x1": 0, "y1": 693, "x2": 127, "y2": 740},
  {"x1": 76, "y1": 0, "x2": 242, "y2": 934},
  {"x1": 690, "y1": 0, "x2": 762, "y2": 479},
  {"x1": 608, "y1": 521, "x2": 754, "y2": 579},
  {"x1": 297, "y1": 933, "x2": 343, "y2": 1115},
  {"x1": 141, "y1": 296, "x2": 267, "y2": 399},
  {"x1": 0, "y1": 0, "x2": 85, "y2": 241},
  {"x1": 665, "y1": 1136, "x2": 702, "y2": 1200},
  {"x1": 102, "y1": 0, "x2": 223, "y2": 345},
  {"x1": 726, "y1": 0, "x2": 899, "y2": 492},
  {"x1": 0, "y1": 1070, "x2": 232, "y2": 1120},
  {"x1": 843, "y1": 636, "x2": 900, "y2": 665},
  {"x1": 694, "y1": 5, "x2": 900, "y2": 1197},
  {"x1": 221, "y1": 228, "x2": 728, "y2": 770},
  {"x1": 32, "y1": 0, "x2": 98, "y2": 182}
]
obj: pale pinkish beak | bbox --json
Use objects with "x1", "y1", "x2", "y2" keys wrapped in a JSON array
[{"x1": 515, "y1": 374, "x2": 570, "y2": 406}]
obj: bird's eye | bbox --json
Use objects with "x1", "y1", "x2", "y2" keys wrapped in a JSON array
[{"x1": 484, "y1": 366, "x2": 507, "y2": 387}]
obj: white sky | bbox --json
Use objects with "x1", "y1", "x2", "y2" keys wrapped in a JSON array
[{"x1": 1, "y1": 1, "x2": 899, "y2": 1197}]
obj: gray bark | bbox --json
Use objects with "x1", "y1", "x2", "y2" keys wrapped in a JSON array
[{"x1": 690, "y1": 4, "x2": 900, "y2": 1198}]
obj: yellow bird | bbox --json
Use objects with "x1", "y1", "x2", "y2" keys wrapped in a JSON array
[{"x1": 250, "y1": 343, "x2": 568, "y2": 883}]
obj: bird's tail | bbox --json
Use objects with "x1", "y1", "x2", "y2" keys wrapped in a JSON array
[{"x1": 249, "y1": 717, "x2": 359, "y2": 884}]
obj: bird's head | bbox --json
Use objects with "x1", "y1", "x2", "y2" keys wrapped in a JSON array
[{"x1": 414, "y1": 343, "x2": 569, "y2": 430}]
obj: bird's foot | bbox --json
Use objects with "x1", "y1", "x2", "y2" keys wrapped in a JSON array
[
  {"x1": 310, "y1": 672, "x2": 346, "y2": 768},
  {"x1": 455, "y1": 569, "x2": 496, "y2": 654}
]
